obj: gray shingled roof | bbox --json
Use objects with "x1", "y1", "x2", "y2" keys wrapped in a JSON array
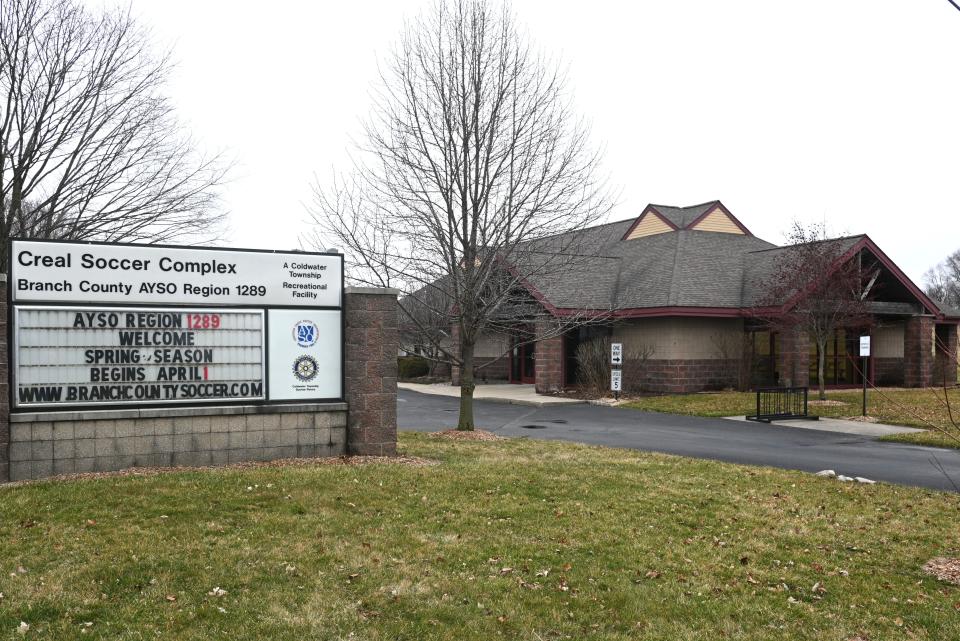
[
  {"x1": 520, "y1": 219, "x2": 777, "y2": 310},
  {"x1": 739, "y1": 235, "x2": 866, "y2": 307},
  {"x1": 511, "y1": 206, "x2": 955, "y2": 318}
]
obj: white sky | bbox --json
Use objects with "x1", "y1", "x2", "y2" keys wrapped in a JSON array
[{"x1": 117, "y1": 0, "x2": 960, "y2": 285}]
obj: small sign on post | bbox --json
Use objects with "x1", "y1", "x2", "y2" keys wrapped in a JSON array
[
  {"x1": 611, "y1": 368, "x2": 622, "y2": 396},
  {"x1": 859, "y1": 335, "x2": 871, "y2": 417},
  {"x1": 611, "y1": 342, "x2": 623, "y2": 366}
]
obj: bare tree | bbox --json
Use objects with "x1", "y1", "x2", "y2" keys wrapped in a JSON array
[
  {"x1": 308, "y1": 0, "x2": 613, "y2": 430},
  {"x1": 574, "y1": 335, "x2": 653, "y2": 397},
  {"x1": 757, "y1": 222, "x2": 877, "y2": 400},
  {"x1": 924, "y1": 249, "x2": 960, "y2": 310},
  {"x1": 0, "y1": 0, "x2": 227, "y2": 267}
]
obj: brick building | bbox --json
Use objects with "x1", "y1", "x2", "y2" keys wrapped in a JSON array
[{"x1": 440, "y1": 201, "x2": 959, "y2": 394}]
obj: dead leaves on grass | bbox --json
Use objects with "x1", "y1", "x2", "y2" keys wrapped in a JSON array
[
  {"x1": 922, "y1": 557, "x2": 960, "y2": 585},
  {"x1": 428, "y1": 429, "x2": 502, "y2": 441},
  {"x1": 7, "y1": 455, "x2": 437, "y2": 486}
]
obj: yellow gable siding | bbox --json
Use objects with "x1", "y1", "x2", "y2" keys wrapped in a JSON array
[
  {"x1": 689, "y1": 208, "x2": 744, "y2": 234},
  {"x1": 626, "y1": 212, "x2": 673, "y2": 239}
]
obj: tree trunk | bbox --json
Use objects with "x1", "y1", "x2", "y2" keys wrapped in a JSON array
[
  {"x1": 457, "y1": 339, "x2": 476, "y2": 431},
  {"x1": 817, "y1": 338, "x2": 827, "y2": 400}
]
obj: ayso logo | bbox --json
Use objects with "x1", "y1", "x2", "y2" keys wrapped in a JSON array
[{"x1": 293, "y1": 320, "x2": 318, "y2": 347}]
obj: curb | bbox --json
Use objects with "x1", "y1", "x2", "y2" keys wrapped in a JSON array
[{"x1": 398, "y1": 385, "x2": 587, "y2": 408}]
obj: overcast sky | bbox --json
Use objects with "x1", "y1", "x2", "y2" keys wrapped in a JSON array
[{"x1": 119, "y1": 0, "x2": 960, "y2": 284}]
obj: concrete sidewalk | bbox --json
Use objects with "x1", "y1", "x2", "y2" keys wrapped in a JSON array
[
  {"x1": 397, "y1": 382, "x2": 585, "y2": 408},
  {"x1": 722, "y1": 415, "x2": 924, "y2": 437}
]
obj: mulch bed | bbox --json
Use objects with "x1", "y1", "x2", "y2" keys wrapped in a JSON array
[
  {"x1": 428, "y1": 429, "x2": 502, "y2": 441},
  {"x1": 1, "y1": 455, "x2": 437, "y2": 487},
  {"x1": 922, "y1": 557, "x2": 960, "y2": 585}
]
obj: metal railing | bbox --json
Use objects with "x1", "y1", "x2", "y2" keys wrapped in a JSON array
[{"x1": 746, "y1": 386, "x2": 820, "y2": 423}]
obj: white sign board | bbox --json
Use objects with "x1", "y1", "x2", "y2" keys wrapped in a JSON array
[
  {"x1": 267, "y1": 309, "x2": 342, "y2": 401},
  {"x1": 14, "y1": 307, "x2": 264, "y2": 408},
  {"x1": 611, "y1": 342, "x2": 623, "y2": 366},
  {"x1": 10, "y1": 240, "x2": 342, "y2": 307},
  {"x1": 859, "y1": 335, "x2": 871, "y2": 357},
  {"x1": 9, "y1": 239, "x2": 346, "y2": 410},
  {"x1": 611, "y1": 368, "x2": 622, "y2": 392}
]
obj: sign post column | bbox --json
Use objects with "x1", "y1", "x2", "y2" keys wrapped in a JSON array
[
  {"x1": 610, "y1": 342, "x2": 623, "y2": 401},
  {"x1": 859, "y1": 335, "x2": 871, "y2": 417}
]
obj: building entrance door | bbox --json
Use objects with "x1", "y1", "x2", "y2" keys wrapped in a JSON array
[{"x1": 510, "y1": 340, "x2": 536, "y2": 384}]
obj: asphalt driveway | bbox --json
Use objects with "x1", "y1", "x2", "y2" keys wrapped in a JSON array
[{"x1": 399, "y1": 389, "x2": 960, "y2": 492}]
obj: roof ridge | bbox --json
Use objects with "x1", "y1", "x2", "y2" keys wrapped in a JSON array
[
  {"x1": 745, "y1": 233, "x2": 867, "y2": 254},
  {"x1": 649, "y1": 200, "x2": 720, "y2": 212},
  {"x1": 527, "y1": 216, "x2": 635, "y2": 243}
]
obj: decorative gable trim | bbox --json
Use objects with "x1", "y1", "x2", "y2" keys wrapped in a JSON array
[
  {"x1": 620, "y1": 206, "x2": 678, "y2": 240},
  {"x1": 778, "y1": 236, "x2": 943, "y2": 318},
  {"x1": 685, "y1": 201, "x2": 753, "y2": 236}
]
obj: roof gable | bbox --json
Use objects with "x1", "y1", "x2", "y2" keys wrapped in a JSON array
[
  {"x1": 622, "y1": 200, "x2": 753, "y2": 241},
  {"x1": 688, "y1": 204, "x2": 748, "y2": 235},
  {"x1": 622, "y1": 207, "x2": 676, "y2": 240}
]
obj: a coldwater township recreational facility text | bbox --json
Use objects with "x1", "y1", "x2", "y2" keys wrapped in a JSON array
[{"x1": 8, "y1": 240, "x2": 344, "y2": 410}]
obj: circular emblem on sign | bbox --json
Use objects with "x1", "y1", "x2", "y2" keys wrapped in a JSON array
[
  {"x1": 292, "y1": 355, "x2": 319, "y2": 382},
  {"x1": 293, "y1": 320, "x2": 319, "y2": 347}
]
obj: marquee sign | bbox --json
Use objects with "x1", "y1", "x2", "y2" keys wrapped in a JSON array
[
  {"x1": 8, "y1": 240, "x2": 344, "y2": 410},
  {"x1": 16, "y1": 307, "x2": 265, "y2": 406},
  {"x1": 10, "y1": 240, "x2": 341, "y2": 307}
]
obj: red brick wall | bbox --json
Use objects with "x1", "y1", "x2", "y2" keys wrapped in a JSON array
[
  {"x1": 626, "y1": 358, "x2": 742, "y2": 394},
  {"x1": 873, "y1": 357, "x2": 905, "y2": 386},
  {"x1": 345, "y1": 288, "x2": 399, "y2": 456},
  {"x1": 934, "y1": 323, "x2": 958, "y2": 386},
  {"x1": 777, "y1": 328, "x2": 810, "y2": 388},
  {"x1": 904, "y1": 316, "x2": 934, "y2": 388},
  {"x1": 948, "y1": 325, "x2": 958, "y2": 386},
  {"x1": 475, "y1": 356, "x2": 509, "y2": 382},
  {"x1": 534, "y1": 322, "x2": 564, "y2": 394},
  {"x1": 0, "y1": 277, "x2": 7, "y2": 482}
]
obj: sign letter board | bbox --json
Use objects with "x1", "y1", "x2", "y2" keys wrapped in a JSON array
[{"x1": 8, "y1": 240, "x2": 344, "y2": 410}]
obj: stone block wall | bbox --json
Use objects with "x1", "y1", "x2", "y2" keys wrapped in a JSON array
[
  {"x1": 934, "y1": 323, "x2": 958, "y2": 386},
  {"x1": 534, "y1": 322, "x2": 564, "y2": 394},
  {"x1": 777, "y1": 328, "x2": 810, "y2": 388},
  {"x1": 626, "y1": 358, "x2": 741, "y2": 394},
  {"x1": 446, "y1": 356, "x2": 508, "y2": 385},
  {"x1": 474, "y1": 356, "x2": 509, "y2": 382},
  {"x1": 345, "y1": 288, "x2": 399, "y2": 456},
  {"x1": 904, "y1": 316, "x2": 934, "y2": 387},
  {"x1": 0, "y1": 276, "x2": 7, "y2": 482},
  {"x1": 7, "y1": 405, "x2": 346, "y2": 481},
  {"x1": 1, "y1": 278, "x2": 400, "y2": 483},
  {"x1": 873, "y1": 357, "x2": 905, "y2": 387}
]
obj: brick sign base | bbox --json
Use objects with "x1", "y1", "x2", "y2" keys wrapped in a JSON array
[{"x1": 0, "y1": 279, "x2": 399, "y2": 482}]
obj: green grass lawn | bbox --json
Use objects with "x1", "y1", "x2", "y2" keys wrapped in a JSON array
[
  {"x1": 621, "y1": 388, "x2": 960, "y2": 449},
  {"x1": 2, "y1": 433, "x2": 960, "y2": 640}
]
